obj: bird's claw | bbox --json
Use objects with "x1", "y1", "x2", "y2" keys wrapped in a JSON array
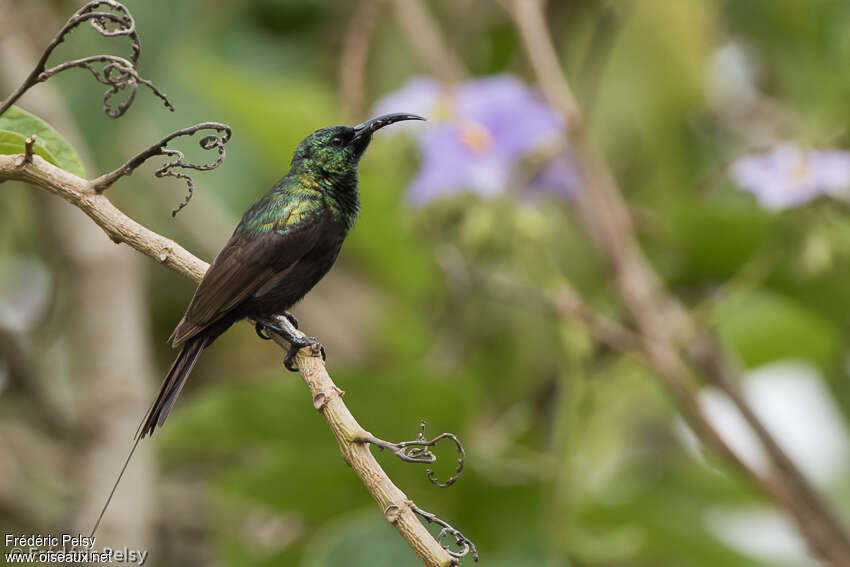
[
  {"x1": 283, "y1": 311, "x2": 299, "y2": 329},
  {"x1": 254, "y1": 315, "x2": 323, "y2": 371},
  {"x1": 284, "y1": 345, "x2": 299, "y2": 371},
  {"x1": 283, "y1": 335, "x2": 324, "y2": 372},
  {"x1": 255, "y1": 311, "x2": 297, "y2": 340},
  {"x1": 255, "y1": 322, "x2": 272, "y2": 340}
]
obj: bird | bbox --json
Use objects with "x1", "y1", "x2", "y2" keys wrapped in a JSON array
[
  {"x1": 139, "y1": 112, "x2": 424, "y2": 439},
  {"x1": 91, "y1": 113, "x2": 424, "y2": 538}
]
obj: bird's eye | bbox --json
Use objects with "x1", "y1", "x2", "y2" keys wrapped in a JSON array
[{"x1": 330, "y1": 136, "x2": 343, "y2": 147}]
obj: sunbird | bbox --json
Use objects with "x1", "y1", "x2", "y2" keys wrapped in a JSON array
[
  {"x1": 92, "y1": 113, "x2": 423, "y2": 536},
  {"x1": 141, "y1": 112, "x2": 424, "y2": 438}
]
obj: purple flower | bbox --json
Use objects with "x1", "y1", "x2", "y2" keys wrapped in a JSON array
[
  {"x1": 730, "y1": 144, "x2": 850, "y2": 210},
  {"x1": 372, "y1": 75, "x2": 577, "y2": 205}
]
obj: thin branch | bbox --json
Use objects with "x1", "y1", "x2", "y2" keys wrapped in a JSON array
[
  {"x1": 90, "y1": 122, "x2": 232, "y2": 215},
  {"x1": 340, "y1": 0, "x2": 385, "y2": 122},
  {"x1": 22, "y1": 135, "x2": 36, "y2": 164},
  {"x1": 0, "y1": 0, "x2": 172, "y2": 118},
  {"x1": 548, "y1": 286, "x2": 641, "y2": 352},
  {"x1": 505, "y1": 1, "x2": 850, "y2": 565},
  {"x1": 0, "y1": 328, "x2": 69, "y2": 436},
  {"x1": 0, "y1": 7, "x2": 159, "y2": 546},
  {"x1": 501, "y1": 0, "x2": 583, "y2": 131},
  {"x1": 437, "y1": 246, "x2": 641, "y2": 354},
  {"x1": 393, "y1": 0, "x2": 466, "y2": 84},
  {"x1": 392, "y1": 1, "x2": 850, "y2": 562},
  {"x1": 364, "y1": 420, "x2": 465, "y2": 488},
  {"x1": 0, "y1": 156, "x2": 206, "y2": 280},
  {"x1": 576, "y1": 2, "x2": 619, "y2": 119},
  {"x1": 412, "y1": 504, "x2": 478, "y2": 562},
  {"x1": 0, "y1": 153, "x2": 471, "y2": 567}
]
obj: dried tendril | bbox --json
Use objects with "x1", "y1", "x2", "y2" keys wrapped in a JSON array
[{"x1": 365, "y1": 421, "x2": 465, "y2": 488}]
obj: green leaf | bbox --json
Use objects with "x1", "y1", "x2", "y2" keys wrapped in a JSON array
[
  {"x1": 0, "y1": 106, "x2": 86, "y2": 177},
  {"x1": 0, "y1": 130, "x2": 60, "y2": 169},
  {"x1": 715, "y1": 289, "x2": 839, "y2": 368}
]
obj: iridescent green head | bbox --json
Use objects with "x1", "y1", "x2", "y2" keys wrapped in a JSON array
[{"x1": 290, "y1": 113, "x2": 425, "y2": 176}]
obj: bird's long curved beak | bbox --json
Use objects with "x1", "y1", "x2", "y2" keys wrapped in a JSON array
[{"x1": 351, "y1": 113, "x2": 425, "y2": 142}]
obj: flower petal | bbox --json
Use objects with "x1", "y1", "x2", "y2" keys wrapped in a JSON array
[
  {"x1": 372, "y1": 76, "x2": 442, "y2": 129},
  {"x1": 457, "y1": 75, "x2": 563, "y2": 158}
]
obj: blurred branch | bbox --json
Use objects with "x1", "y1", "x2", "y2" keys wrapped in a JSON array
[
  {"x1": 0, "y1": 417, "x2": 72, "y2": 531},
  {"x1": 548, "y1": 287, "x2": 640, "y2": 353},
  {"x1": 391, "y1": 1, "x2": 850, "y2": 560},
  {"x1": 437, "y1": 246, "x2": 640, "y2": 353},
  {"x1": 393, "y1": 0, "x2": 466, "y2": 84},
  {"x1": 0, "y1": 1, "x2": 159, "y2": 547},
  {"x1": 502, "y1": 1, "x2": 583, "y2": 131},
  {"x1": 340, "y1": 0, "x2": 385, "y2": 122},
  {"x1": 505, "y1": 1, "x2": 850, "y2": 565},
  {"x1": 0, "y1": 330, "x2": 35, "y2": 388},
  {"x1": 0, "y1": 153, "x2": 474, "y2": 566},
  {"x1": 0, "y1": 329, "x2": 71, "y2": 437},
  {"x1": 0, "y1": 0, "x2": 172, "y2": 118},
  {"x1": 576, "y1": 2, "x2": 618, "y2": 119}
]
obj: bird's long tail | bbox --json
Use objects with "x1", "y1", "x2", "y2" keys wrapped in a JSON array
[
  {"x1": 139, "y1": 334, "x2": 209, "y2": 439},
  {"x1": 89, "y1": 334, "x2": 209, "y2": 539}
]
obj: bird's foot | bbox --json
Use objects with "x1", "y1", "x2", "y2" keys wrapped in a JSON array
[
  {"x1": 253, "y1": 316, "x2": 325, "y2": 372},
  {"x1": 283, "y1": 311, "x2": 299, "y2": 329},
  {"x1": 283, "y1": 335, "x2": 326, "y2": 372},
  {"x1": 254, "y1": 311, "x2": 298, "y2": 340},
  {"x1": 255, "y1": 321, "x2": 272, "y2": 340}
]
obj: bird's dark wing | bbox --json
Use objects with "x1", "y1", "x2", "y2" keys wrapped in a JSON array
[{"x1": 170, "y1": 199, "x2": 329, "y2": 346}]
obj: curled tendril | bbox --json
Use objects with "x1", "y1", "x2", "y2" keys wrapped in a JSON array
[
  {"x1": 154, "y1": 130, "x2": 231, "y2": 216},
  {"x1": 44, "y1": 56, "x2": 173, "y2": 118},
  {"x1": 412, "y1": 504, "x2": 479, "y2": 563},
  {"x1": 0, "y1": 0, "x2": 172, "y2": 118},
  {"x1": 92, "y1": 123, "x2": 232, "y2": 215},
  {"x1": 77, "y1": 0, "x2": 140, "y2": 52},
  {"x1": 366, "y1": 421, "x2": 466, "y2": 488}
]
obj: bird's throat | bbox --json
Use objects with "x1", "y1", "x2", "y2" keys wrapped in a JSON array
[{"x1": 320, "y1": 169, "x2": 361, "y2": 232}]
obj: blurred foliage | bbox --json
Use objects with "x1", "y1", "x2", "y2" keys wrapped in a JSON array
[{"x1": 6, "y1": 0, "x2": 850, "y2": 566}]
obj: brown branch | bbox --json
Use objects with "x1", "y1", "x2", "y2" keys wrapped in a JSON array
[
  {"x1": 339, "y1": 0, "x2": 385, "y2": 122},
  {"x1": 0, "y1": 153, "x2": 472, "y2": 566},
  {"x1": 505, "y1": 1, "x2": 850, "y2": 565},
  {"x1": 393, "y1": 0, "x2": 466, "y2": 84},
  {"x1": 0, "y1": 0, "x2": 172, "y2": 118},
  {"x1": 22, "y1": 134, "x2": 36, "y2": 164},
  {"x1": 437, "y1": 246, "x2": 641, "y2": 353},
  {"x1": 0, "y1": 156, "x2": 206, "y2": 280},
  {"x1": 0, "y1": 4, "x2": 159, "y2": 547},
  {"x1": 576, "y1": 3, "x2": 619, "y2": 119},
  {"x1": 267, "y1": 323, "x2": 475, "y2": 564},
  {"x1": 548, "y1": 287, "x2": 641, "y2": 353},
  {"x1": 501, "y1": 0, "x2": 583, "y2": 130},
  {"x1": 392, "y1": 2, "x2": 850, "y2": 561},
  {"x1": 364, "y1": 420, "x2": 466, "y2": 488},
  {"x1": 0, "y1": 328, "x2": 69, "y2": 436},
  {"x1": 90, "y1": 122, "x2": 232, "y2": 215},
  {"x1": 411, "y1": 504, "x2": 478, "y2": 562}
]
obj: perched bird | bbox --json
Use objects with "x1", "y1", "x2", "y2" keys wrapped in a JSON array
[
  {"x1": 91, "y1": 114, "x2": 424, "y2": 538},
  {"x1": 140, "y1": 112, "x2": 424, "y2": 439},
  {"x1": 91, "y1": 114, "x2": 425, "y2": 537}
]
